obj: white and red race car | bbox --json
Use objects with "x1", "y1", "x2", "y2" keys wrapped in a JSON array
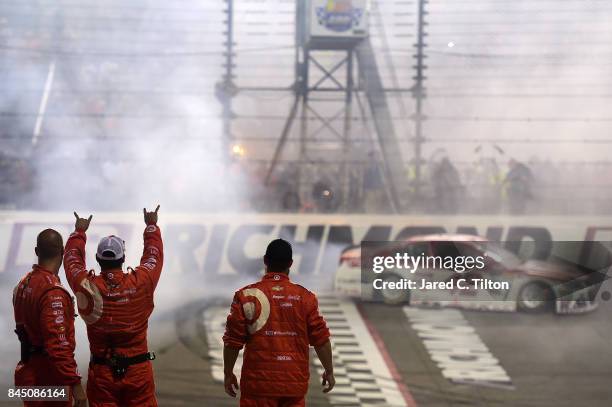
[{"x1": 334, "y1": 234, "x2": 604, "y2": 314}]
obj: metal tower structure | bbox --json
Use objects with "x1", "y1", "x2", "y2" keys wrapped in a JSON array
[
  {"x1": 262, "y1": 0, "x2": 366, "y2": 211},
  {"x1": 412, "y1": 0, "x2": 427, "y2": 202},
  {"x1": 219, "y1": 0, "x2": 422, "y2": 212},
  {"x1": 266, "y1": 0, "x2": 411, "y2": 212},
  {"x1": 217, "y1": 0, "x2": 237, "y2": 159}
]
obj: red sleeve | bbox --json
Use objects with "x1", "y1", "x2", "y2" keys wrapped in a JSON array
[
  {"x1": 63, "y1": 230, "x2": 88, "y2": 292},
  {"x1": 136, "y1": 225, "x2": 164, "y2": 291},
  {"x1": 306, "y1": 293, "x2": 330, "y2": 347},
  {"x1": 223, "y1": 291, "x2": 248, "y2": 350},
  {"x1": 39, "y1": 289, "x2": 81, "y2": 385}
]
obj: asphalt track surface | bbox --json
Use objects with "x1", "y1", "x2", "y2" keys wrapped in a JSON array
[
  {"x1": 154, "y1": 284, "x2": 612, "y2": 407},
  {"x1": 2, "y1": 285, "x2": 612, "y2": 407}
]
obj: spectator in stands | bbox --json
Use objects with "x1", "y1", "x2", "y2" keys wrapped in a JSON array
[
  {"x1": 469, "y1": 157, "x2": 502, "y2": 213},
  {"x1": 347, "y1": 168, "x2": 361, "y2": 212},
  {"x1": 432, "y1": 157, "x2": 462, "y2": 213},
  {"x1": 0, "y1": 152, "x2": 12, "y2": 205},
  {"x1": 363, "y1": 151, "x2": 386, "y2": 213},
  {"x1": 275, "y1": 165, "x2": 301, "y2": 212},
  {"x1": 0, "y1": 152, "x2": 34, "y2": 207},
  {"x1": 248, "y1": 161, "x2": 270, "y2": 212},
  {"x1": 504, "y1": 159, "x2": 534, "y2": 214}
]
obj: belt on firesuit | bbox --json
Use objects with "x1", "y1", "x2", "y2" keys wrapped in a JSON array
[
  {"x1": 90, "y1": 352, "x2": 156, "y2": 378},
  {"x1": 20, "y1": 345, "x2": 46, "y2": 362},
  {"x1": 15, "y1": 327, "x2": 46, "y2": 363}
]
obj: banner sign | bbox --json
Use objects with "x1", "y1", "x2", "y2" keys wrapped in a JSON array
[
  {"x1": 0, "y1": 212, "x2": 611, "y2": 280},
  {"x1": 309, "y1": 0, "x2": 368, "y2": 38}
]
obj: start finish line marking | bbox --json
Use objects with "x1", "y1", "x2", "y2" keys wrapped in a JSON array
[
  {"x1": 202, "y1": 299, "x2": 411, "y2": 406},
  {"x1": 403, "y1": 307, "x2": 514, "y2": 390},
  {"x1": 317, "y1": 298, "x2": 412, "y2": 407}
]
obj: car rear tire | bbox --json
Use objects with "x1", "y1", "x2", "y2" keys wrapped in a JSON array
[
  {"x1": 377, "y1": 273, "x2": 410, "y2": 305},
  {"x1": 518, "y1": 281, "x2": 554, "y2": 313}
]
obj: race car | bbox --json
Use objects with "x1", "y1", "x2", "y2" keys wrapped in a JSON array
[{"x1": 334, "y1": 234, "x2": 605, "y2": 314}]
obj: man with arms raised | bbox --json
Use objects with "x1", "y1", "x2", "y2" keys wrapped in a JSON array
[
  {"x1": 64, "y1": 207, "x2": 163, "y2": 407},
  {"x1": 13, "y1": 228, "x2": 87, "y2": 406},
  {"x1": 223, "y1": 239, "x2": 335, "y2": 407}
]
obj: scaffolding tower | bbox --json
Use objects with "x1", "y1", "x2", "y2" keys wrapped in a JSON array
[{"x1": 219, "y1": 0, "x2": 427, "y2": 212}]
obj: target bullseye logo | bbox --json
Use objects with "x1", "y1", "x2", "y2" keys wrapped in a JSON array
[{"x1": 241, "y1": 288, "x2": 270, "y2": 334}]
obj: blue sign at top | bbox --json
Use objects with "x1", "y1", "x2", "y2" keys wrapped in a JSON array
[{"x1": 316, "y1": 0, "x2": 364, "y2": 33}]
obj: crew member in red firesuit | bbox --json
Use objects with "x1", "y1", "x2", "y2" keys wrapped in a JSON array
[
  {"x1": 13, "y1": 228, "x2": 87, "y2": 407},
  {"x1": 63, "y1": 206, "x2": 163, "y2": 407},
  {"x1": 223, "y1": 239, "x2": 335, "y2": 407}
]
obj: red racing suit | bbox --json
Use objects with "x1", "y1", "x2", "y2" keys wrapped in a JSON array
[
  {"x1": 13, "y1": 265, "x2": 81, "y2": 407},
  {"x1": 63, "y1": 225, "x2": 163, "y2": 407},
  {"x1": 223, "y1": 272, "x2": 330, "y2": 401}
]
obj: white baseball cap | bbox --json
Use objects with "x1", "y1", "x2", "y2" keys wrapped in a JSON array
[{"x1": 96, "y1": 235, "x2": 125, "y2": 261}]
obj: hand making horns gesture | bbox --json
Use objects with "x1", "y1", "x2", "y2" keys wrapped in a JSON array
[
  {"x1": 73, "y1": 212, "x2": 93, "y2": 232},
  {"x1": 143, "y1": 205, "x2": 160, "y2": 226}
]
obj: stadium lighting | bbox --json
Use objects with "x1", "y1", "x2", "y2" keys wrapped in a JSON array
[{"x1": 231, "y1": 143, "x2": 246, "y2": 157}]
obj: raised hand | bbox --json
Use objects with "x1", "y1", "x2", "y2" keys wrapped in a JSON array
[
  {"x1": 73, "y1": 212, "x2": 93, "y2": 232},
  {"x1": 143, "y1": 205, "x2": 160, "y2": 226}
]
